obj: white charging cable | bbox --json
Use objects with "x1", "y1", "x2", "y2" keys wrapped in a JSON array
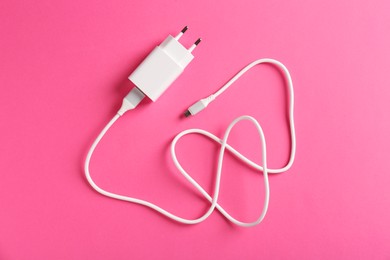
[
  {"x1": 85, "y1": 58, "x2": 295, "y2": 227},
  {"x1": 84, "y1": 27, "x2": 295, "y2": 227}
]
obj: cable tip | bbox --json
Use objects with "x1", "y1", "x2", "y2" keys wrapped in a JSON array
[
  {"x1": 181, "y1": 26, "x2": 188, "y2": 33},
  {"x1": 184, "y1": 110, "x2": 191, "y2": 117}
]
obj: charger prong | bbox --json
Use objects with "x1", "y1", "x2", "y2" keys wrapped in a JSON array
[
  {"x1": 189, "y1": 38, "x2": 201, "y2": 52},
  {"x1": 175, "y1": 26, "x2": 188, "y2": 40}
]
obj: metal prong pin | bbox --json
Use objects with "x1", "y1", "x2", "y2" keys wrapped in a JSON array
[
  {"x1": 189, "y1": 38, "x2": 201, "y2": 52},
  {"x1": 175, "y1": 26, "x2": 188, "y2": 41}
]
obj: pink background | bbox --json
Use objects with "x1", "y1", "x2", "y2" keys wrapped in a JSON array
[{"x1": 1, "y1": 0, "x2": 389, "y2": 259}]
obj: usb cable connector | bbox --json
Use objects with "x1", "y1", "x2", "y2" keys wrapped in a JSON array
[{"x1": 184, "y1": 94, "x2": 215, "y2": 117}]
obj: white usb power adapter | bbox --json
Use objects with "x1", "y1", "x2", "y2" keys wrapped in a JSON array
[{"x1": 129, "y1": 26, "x2": 201, "y2": 102}]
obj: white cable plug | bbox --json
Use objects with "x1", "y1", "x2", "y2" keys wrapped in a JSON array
[
  {"x1": 84, "y1": 27, "x2": 296, "y2": 227},
  {"x1": 117, "y1": 87, "x2": 145, "y2": 116},
  {"x1": 184, "y1": 94, "x2": 215, "y2": 117}
]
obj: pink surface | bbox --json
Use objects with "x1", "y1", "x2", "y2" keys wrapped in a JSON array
[{"x1": 1, "y1": 0, "x2": 389, "y2": 259}]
